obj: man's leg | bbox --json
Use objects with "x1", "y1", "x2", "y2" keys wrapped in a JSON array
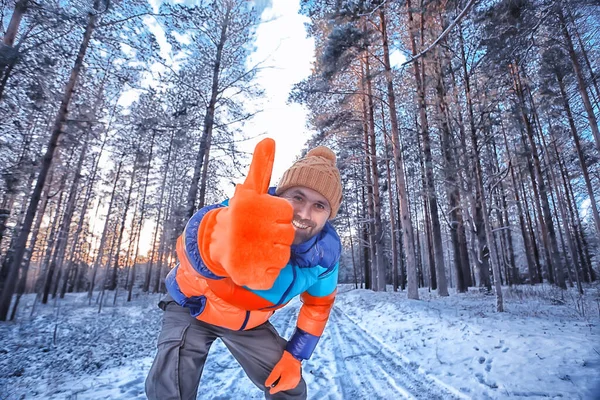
[
  {"x1": 221, "y1": 321, "x2": 307, "y2": 400},
  {"x1": 146, "y1": 299, "x2": 218, "y2": 400}
]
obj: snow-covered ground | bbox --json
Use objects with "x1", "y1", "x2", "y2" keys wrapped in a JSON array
[{"x1": 1, "y1": 284, "x2": 599, "y2": 399}]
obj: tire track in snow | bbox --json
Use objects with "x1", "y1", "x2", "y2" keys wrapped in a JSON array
[
  {"x1": 320, "y1": 306, "x2": 464, "y2": 399},
  {"x1": 198, "y1": 300, "x2": 465, "y2": 399}
]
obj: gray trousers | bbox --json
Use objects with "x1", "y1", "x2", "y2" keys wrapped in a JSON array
[{"x1": 145, "y1": 298, "x2": 307, "y2": 400}]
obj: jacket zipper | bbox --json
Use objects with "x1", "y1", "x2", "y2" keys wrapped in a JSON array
[{"x1": 239, "y1": 311, "x2": 251, "y2": 330}]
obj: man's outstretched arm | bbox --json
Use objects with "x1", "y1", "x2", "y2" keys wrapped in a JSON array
[{"x1": 265, "y1": 265, "x2": 338, "y2": 395}]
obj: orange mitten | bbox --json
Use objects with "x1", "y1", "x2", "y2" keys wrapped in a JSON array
[
  {"x1": 198, "y1": 138, "x2": 295, "y2": 290},
  {"x1": 265, "y1": 351, "x2": 302, "y2": 395}
]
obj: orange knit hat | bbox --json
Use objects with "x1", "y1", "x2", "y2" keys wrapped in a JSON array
[{"x1": 275, "y1": 146, "x2": 342, "y2": 219}]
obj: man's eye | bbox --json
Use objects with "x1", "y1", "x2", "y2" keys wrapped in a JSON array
[
  {"x1": 315, "y1": 203, "x2": 324, "y2": 210},
  {"x1": 294, "y1": 196, "x2": 303, "y2": 201}
]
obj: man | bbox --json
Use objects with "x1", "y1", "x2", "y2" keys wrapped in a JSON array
[{"x1": 146, "y1": 138, "x2": 343, "y2": 400}]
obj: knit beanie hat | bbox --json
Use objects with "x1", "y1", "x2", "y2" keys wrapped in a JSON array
[{"x1": 275, "y1": 146, "x2": 342, "y2": 219}]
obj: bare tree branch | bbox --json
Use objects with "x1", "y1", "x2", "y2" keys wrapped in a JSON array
[{"x1": 402, "y1": 0, "x2": 478, "y2": 66}]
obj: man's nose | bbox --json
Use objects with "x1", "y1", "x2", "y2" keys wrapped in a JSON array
[{"x1": 296, "y1": 204, "x2": 311, "y2": 220}]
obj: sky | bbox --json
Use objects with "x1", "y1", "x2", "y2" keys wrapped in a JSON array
[
  {"x1": 240, "y1": 0, "x2": 317, "y2": 186},
  {"x1": 2, "y1": 284, "x2": 599, "y2": 399}
]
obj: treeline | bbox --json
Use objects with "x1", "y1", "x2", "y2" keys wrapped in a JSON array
[
  {"x1": 294, "y1": 0, "x2": 599, "y2": 311},
  {"x1": 0, "y1": 0, "x2": 598, "y2": 320},
  {"x1": 0, "y1": 0, "x2": 261, "y2": 320}
]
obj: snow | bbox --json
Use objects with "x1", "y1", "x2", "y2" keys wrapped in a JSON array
[{"x1": 1, "y1": 284, "x2": 599, "y2": 399}]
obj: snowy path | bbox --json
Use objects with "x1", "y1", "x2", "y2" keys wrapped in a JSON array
[
  {"x1": 197, "y1": 299, "x2": 463, "y2": 399},
  {"x1": 2, "y1": 286, "x2": 598, "y2": 399},
  {"x1": 315, "y1": 307, "x2": 463, "y2": 399}
]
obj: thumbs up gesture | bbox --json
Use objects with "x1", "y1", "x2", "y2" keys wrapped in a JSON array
[{"x1": 198, "y1": 138, "x2": 295, "y2": 290}]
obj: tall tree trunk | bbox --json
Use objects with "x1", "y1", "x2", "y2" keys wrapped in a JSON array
[
  {"x1": 558, "y1": 7, "x2": 600, "y2": 154},
  {"x1": 0, "y1": 116, "x2": 37, "y2": 253},
  {"x1": 144, "y1": 130, "x2": 175, "y2": 292},
  {"x1": 153, "y1": 178, "x2": 175, "y2": 294},
  {"x1": 364, "y1": 45, "x2": 386, "y2": 292},
  {"x1": 109, "y1": 132, "x2": 142, "y2": 293},
  {"x1": 379, "y1": 5, "x2": 418, "y2": 298},
  {"x1": 360, "y1": 182, "x2": 371, "y2": 290},
  {"x1": 7, "y1": 169, "x2": 52, "y2": 319},
  {"x1": 414, "y1": 116, "x2": 435, "y2": 290},
  {"x1": 408, "y1": 167, "x2": 424, "y2": 288},
  {"x1": 185, "y1": 3, "x2": 231, "y2": 220},
  {"x1": 502, "y1": 132, "x2": 536, "y2": 284},
  {"x1": 88, "y1": 159, "x2": 123, "y2": 299},
  {"x1": 556, "y1": 74, "x2": 600, "y2": 237},
  {"x1": 544, "y1": 136, "x2": 583, "y2": 294},
  {"x1": 0, "y1": 165, "x2": 40, "y2": 296},
  {"x1": 458, "y1": 27, "x2": 490, "y2": 290},
  {"x1": 60, "y1": 132, "x2": 107, "y2": 298},
  {"x1": 468, "y1": 110, "x2": 504, "y2": 311},
  {"x1": 566, "y1": 8, "x2": 600, "y2": 106},
  {"x1": 342, "y1": 196, "x2": 359, "y2": 290},
  {"x1": 563, "y1": 161, "x2": 596, "y2": 283},
  {"x1": 0, "y1": 0, "x2": 28, "y2": 99},
  {"x1": 491, "y1": 135, "x2": 518, "y2": 285},
  {"x1": 407, "y1": 0, "x2": 448, "y2": 296},
  {"x1": 109, "y1": 159, "x2": 138, "y2": 291},
  {"x1": 510, "y1": 63, "x2": 562, "y2": 287},
  {"x1": 448, "y1": 54, "x2": 472, "y2": 288},
  {"x1": 526, "y1": 85, "x2": 566, "y2": 289},
  {"x1": 0, "y1": 0, "x2": 101, "y2": 321},
  {"x1": 198, "y1": 137, "x2": 212, "y2": 209},
  {"x1": 127, "y1": 129, "x2": 155, "y2": 302},
  {"x1": 380, "y1": 105, "x2": 399, "y2": 291},
  {"x1": 359, "y1": 59, "x2": 377, "y2": 291},
  {"x1": 47, "y1": 129, "x2": 92, "y2": 301},
  {"x1": 41, "y1": 154, "x2": 74, "y2": 304},
  {"x1": 518, "y1": 169, "x2": 544, "y2": 283},
  {"x1": 434, "y1": 52, "x2": 467, "y2": 293}
]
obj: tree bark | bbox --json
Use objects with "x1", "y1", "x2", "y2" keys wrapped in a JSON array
[
  {"x1": 108, "y1": 156, "x2": 138, "y2": 291},
  {"x1": 468, "y1": 110, "x2": 504, "y2": 311},
  {"x1": 47, "y1": 129, "x2": 91, "y2": 301},
  {"x1": 510, "y1": 63, "x2": 560, "y2": 286},
  {"x1": 379, "y1": 6, "x2": 418, "y2": 298},
  {"x1": 558, "y1": 7, "x2": 600, "y2": 154},
  {"x1": 434, "y1": 51, "x2": 467, "y2": 293},
  {"x1": 127, "y1": 129, "x2": 155, "y2": 302},
  {"x1": 41, "y1": 160, "x2": 71, "y2": 304},
  {"x1": 380, "y1": 104, "x2": 399, "y2": 291},
  {"x1": 364, "y1": 44, "x2": 386, "y2": 292},
  {"x1": 407, "y1": 0, "x2": 448, "y2": 296},
  {"x1": 0, "y1": 0, "x2": 28, "y2": 99},
  {"x1": 458, "y1": 26, "x2": 490, "y2": 290},
  {"x1": 88, "y1": 159, "x2": 123, "y2": 299},
  {"x1": 144, "y1": 130, "x2": 175, "y2": 292},
  {"x1": 543, "y1": 122, "x2": 583, "y2": 294},
  {"x1": 556, "y1": 74, "x2": 600, "y2": 238},
  {"x1": 360, "y1": 60, "x2": 378, "y2": 291},
  {"x1": 185, "y1": 3, "x2": 231, "y2": 220},
  {"x1": 60, "y1": 134, "x2": 107, "y2": 298}
]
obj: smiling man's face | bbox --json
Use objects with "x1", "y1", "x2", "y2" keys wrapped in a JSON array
[{"x1": 279, "y1": 186, "x2": 331, "y2": 245}]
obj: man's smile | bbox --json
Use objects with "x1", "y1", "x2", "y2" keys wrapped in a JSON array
[{"x1": 292, "y1": 219, "x2": 310, "y2": 230}]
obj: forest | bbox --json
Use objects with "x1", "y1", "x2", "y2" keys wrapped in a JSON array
[{"x1": 1, "y1": 0, "x2": 599, "y2": 324}]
